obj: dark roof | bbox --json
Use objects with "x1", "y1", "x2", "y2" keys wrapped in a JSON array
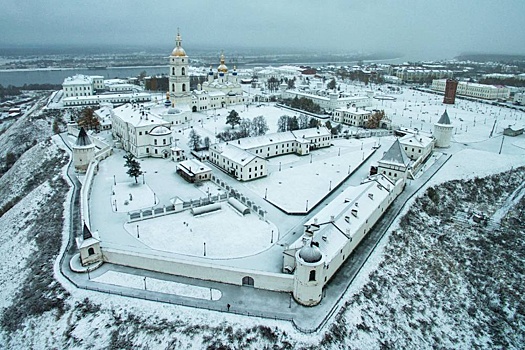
[
  {"x1": 299, "y1": 243, "x2": 322, "y2": 263},
  {"x1": 75, "y1": 127, "x2": 92, "y2": 146},
  {"x1": 380, "y1": 139, "x2": 410, "y2": 166},
  {"x1": 82, "y1": 223, "x2": 93, "y2": 240},
  {"x1": 437, "y1": 110, "x2": 451, "y2": 125}
]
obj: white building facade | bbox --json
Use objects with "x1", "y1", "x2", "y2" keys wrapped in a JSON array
[
  {"x1": 209, "y1": 127, "x2": 331, "y2": 181},
  {"x1": 432, "y1": 79, "x2": 510, "y2": 100},
  {"x1": 111, "y1": 104, "x2": 173, "y2": 158}
]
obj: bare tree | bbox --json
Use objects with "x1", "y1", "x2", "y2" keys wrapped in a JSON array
[
  {"x1": 187, "y1": 129, "x2": 202, "y2": 151},
  {"x1": 252, "y1": 115, "x2": 269, "y2": 136}
]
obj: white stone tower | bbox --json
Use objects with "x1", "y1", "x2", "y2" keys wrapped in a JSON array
[
  {"x1": 76, "y1": 223, "x2": 103, "y2": 266},
  {"x1": 293, "y1": 230, "x2": 325, "y2": 306},
  {"x1": 434, "y1": 110, "x2": 453, "y2": 148},
  {"x1": 169, "y1": 30, "x2": 191, "y2": 105},
  {"x1": 73, "y1": 127, "x2": 95, "y2": 172}
]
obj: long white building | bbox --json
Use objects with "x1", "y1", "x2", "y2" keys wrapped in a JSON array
[
  {"x1": 432, "y1": 79, "x2": 510, "y2": 101},
  {"x1": 282, "y1": 90, "x2": 372, "y2": 112},
  {"x1": 209, "y1": 127, "x2": 331, "y2": 181}
]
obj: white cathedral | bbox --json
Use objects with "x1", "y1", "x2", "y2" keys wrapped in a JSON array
[{"x1": 168, "y1": 31, "x2": 248, "y2": 112}]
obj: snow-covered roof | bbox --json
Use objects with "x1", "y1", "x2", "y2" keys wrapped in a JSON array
[
  {"x1": 112, "y1": 103, "x2": 170, "y2": 128},
  {"x1": 379, "y1": 139, "x2": 410, "y2": 167},
  {"x1": 292, "y1": 175, "x2": 396, "y2": 262},
  {"x1": 399, "y1": 133, "x2": 434, "y2": 148},
  {"x1": 177, "y1": 159, "x2": 211, "y2": 176},
  {"x1": 149, "y1": 125, "x2": 171, "y2": 136},
  {"x1": 63, "y1": 74, "x2": 92, "y2": 86},
  {"x1": 335, "y1": 107, "x2": 372, "y2": 115},
  {"x1": 231, "y1": 127, "x2": 330, "y2": 151},
  {"x1": 291, "y1": 127, "x2": 331, "y2": 140},
  {"x1": 215, "y1": 143, "x2": 260, "y2": 166}
]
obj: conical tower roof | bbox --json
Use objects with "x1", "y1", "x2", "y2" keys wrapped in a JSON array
[
  {"x1": 82, "y1": 223, "x2": 93, "y2": 240},
  {"x1": 437, "y1": 110, "x2": 451, "y2": 125},
  {"x1": 380, "y1": 139, "x2": 410, "y2": 166},
  {"x1": 75, "y1": 127, "x2": 92, "y2": 147}
]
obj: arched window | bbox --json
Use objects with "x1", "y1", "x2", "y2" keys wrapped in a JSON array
[
  {"x1": 182, "y1": 67, "x2": 185, "y2": 76},
  {"x1": 242, "y1": 276, "x2": 254, "y2": 286},
  {"x1": 182, "y1": 83, "x2": 186, "y2": 92},
  {"x1": 172, "y1": 67, "x2": 175, "y2": 75},
  {"x1": 88, "y1": 247, "x2": 95, "y2": 256},
  {"x1": 309, "y1": 270, "x2": 316, "y2": 282}
]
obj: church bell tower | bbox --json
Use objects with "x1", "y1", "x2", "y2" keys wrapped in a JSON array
[{"x1": 169, "y1": 29, "x2": 191, "y2": 104}]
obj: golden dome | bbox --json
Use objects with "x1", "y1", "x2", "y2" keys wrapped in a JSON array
[
  {"x1": 217, "y1": 52, "x2": 228, "y2": 73},
  {"x1": 171, "y1": 47, "x2": 187, "y2": 57},
  {"x1": 171, "y1": 30, "x2": 187, "y2": 57}
]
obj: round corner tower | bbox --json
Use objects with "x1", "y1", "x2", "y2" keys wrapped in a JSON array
[
  {"x1": 433, "y1": 110, "x2": 453, "y2": 148},
  {"x1": 73, "y1": 127, "x2": 95, "y2": 172},
  {"x1": 293, "y1": 238, "x2": 325, "y2": 306}
]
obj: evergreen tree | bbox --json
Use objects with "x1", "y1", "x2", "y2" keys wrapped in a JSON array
[
  {"x1": 123, "y1": 153, "x2": 142, "y2": 184},
  {"x1": 203, "y1": 136, "x2": 211, "y2": 149},
  {"x1": 226, "y1": 110, "x2": 240, "y2": 129},
  {"x1": 327, "y1": 78, "x2": 337, "y2": 90}
]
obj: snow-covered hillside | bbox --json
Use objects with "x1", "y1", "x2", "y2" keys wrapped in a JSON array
[{"x1": 0, "y1": 96, "x2": 524, "y2": 349}]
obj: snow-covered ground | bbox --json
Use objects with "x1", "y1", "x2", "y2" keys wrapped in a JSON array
[
  {"x1": 2, "y1": 83, "x2": 525, "y2": 349},
  {"x1": 93, "y1": 271, "x2": 222, "y2": 301},
  {"x1": 123, "y1": 204, "x2": 277, "y2": 259}
]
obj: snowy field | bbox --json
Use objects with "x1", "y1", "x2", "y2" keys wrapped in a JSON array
[
  {"x1": 112, "y1": 182, "x2": 156, "y2": 212},
  {"x1": 243, "y1": 138, "x2": 380, "y2": 213},
  {"x1": 94, "y1": 270, "x2": 222, "y2": 301},
  {"x1": 123, "y1": 204, "x2": 277, "y2": 259}
]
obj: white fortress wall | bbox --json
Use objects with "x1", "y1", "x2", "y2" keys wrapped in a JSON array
[{"x1": 103, "y1": 248, "x2": 294, "y2": 292}]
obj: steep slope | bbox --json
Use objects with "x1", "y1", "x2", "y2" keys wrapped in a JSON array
[{"x1": 321, "y1": 168, "x2": 525, "y2": 349}]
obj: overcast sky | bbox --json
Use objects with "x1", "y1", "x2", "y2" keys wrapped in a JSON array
[{"x1": 1, "y1": 0, "x2": 524, "y2": 60}]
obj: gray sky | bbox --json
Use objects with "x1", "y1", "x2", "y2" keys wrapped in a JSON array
[{"x1": 1, "y1": 0, "x2": 524, "y2": 60}]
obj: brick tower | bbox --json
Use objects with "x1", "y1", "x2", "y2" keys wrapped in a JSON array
[{"x1": 443, "y1": 79, "x2": 458, "y2": 104}]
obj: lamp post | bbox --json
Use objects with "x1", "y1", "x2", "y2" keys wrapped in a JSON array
[
  {"x1": 271, "y1": 230, "x2": 274, "y2": 244},
  {"x1": 305, "y1": 200, "x2": 309, "y2": 212},
  {"x1": 143, "y1": 277, "x2": 147, "y2": 290},
  {"x1": 87, "y1": 268, "x2": 91, "y2": 280},
  {"x1": 265, "y1": 188, "x2": 268, "y2": 199},
  {"x1": 142, "y1": 172, "x2": 145, "y2": 184},
  {"x1": 113, "y1": 175, "x2": 116, "y2": 185},
  {"x1": 329, "y1": 180, "x2": 332, "y2": 191},
  {"x1": 204, "y1": 242, "x2": 206, "y2": 256},
  {"x1": 136, "y1": 224, "x2": 139, "y2": 238}
]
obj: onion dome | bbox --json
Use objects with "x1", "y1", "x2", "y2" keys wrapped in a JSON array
[
  {"x1": 149, "y1": 125, "x2": 171, "y2": 136},
  {"x1": 299, "y1": 243, "x2": 322, "y2": 263},
  {"x1": 217, "y1": 52, "x2": 228, "y2": 73},
  {"x1": 171, "y1": 30, "x2": 187, "y2": 57}
]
